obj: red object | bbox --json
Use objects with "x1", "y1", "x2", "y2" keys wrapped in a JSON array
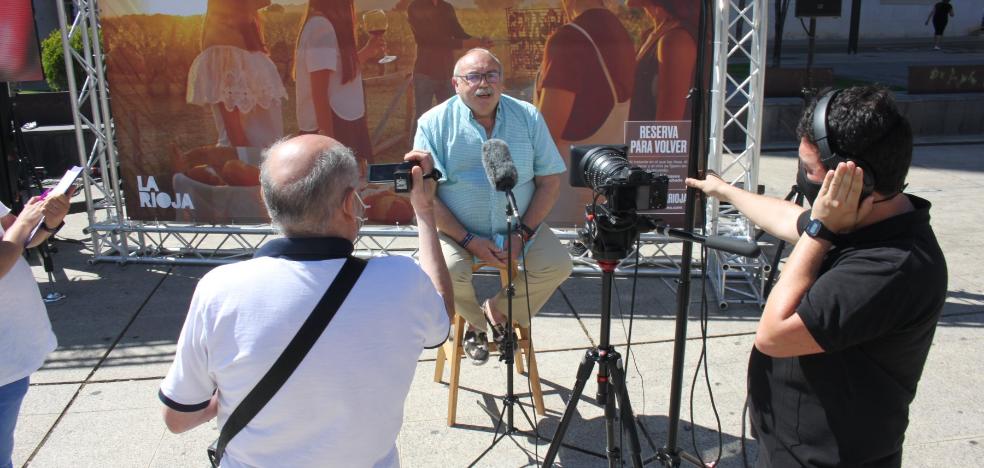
[{"x1": 0, "y1": 0, "x2": 44, "y2": 82}]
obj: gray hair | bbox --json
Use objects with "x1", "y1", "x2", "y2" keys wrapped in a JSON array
[
  {"x1": 260, "y1": 138, "x2": 360, "y2": 235},
  {"x1": 453, "y1": 48, "x2": 503, "y2": 76}
]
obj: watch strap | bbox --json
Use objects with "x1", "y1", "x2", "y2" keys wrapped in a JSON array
[
  {"x1": 517, "y1": 223, "x2": 537, "y2": 241},
  {"x1": 807, "y1": 219, "x2": 837, "y2": 243},
  {"x1": 40, "y1": 220, "x2": 65, "y2": 235}
]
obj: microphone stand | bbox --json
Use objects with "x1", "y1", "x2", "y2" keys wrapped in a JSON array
[{"x1": 469, "y1": 188, "x2": 538, "y2": 467}]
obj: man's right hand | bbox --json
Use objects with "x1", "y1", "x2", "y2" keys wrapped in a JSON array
[
  {"x1": 467, "y1": 237, "x2": 505, "y2": 268},
  {"x1": 14, "y1": 197, "x2": 45, "y2": 231},
  {"x1": 405, "y1": 150, "x2": 436, "y2": 216},
  {"x1": 2, "y1": 196, "x2": 44, "y2": 245},
  {"x1": 685, "y1": 172, "x2": 731, "y2": 203}
]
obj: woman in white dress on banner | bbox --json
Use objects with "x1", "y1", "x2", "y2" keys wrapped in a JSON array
[
  {"x1": 294, "y1": 0, "x2": 383, "y2": 168},
  {"x1": 187, "y1": 0, "x2": 287, "y2": 148}
]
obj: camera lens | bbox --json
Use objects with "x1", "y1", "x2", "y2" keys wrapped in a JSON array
[{"x1": 580, "y1": 147, "x2": 630, "y2": 191}]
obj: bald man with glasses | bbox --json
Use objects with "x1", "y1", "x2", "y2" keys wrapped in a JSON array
[{"x1": 413, "y1": 48, "x2": 572, "y2": 365}]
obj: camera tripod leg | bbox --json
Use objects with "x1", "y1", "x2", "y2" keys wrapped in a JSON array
[
  {"x1": 468, "y1": 400, "x2": 510, "y2": 467},
  {"x1": 543, "y1": 348, "x2": 597, "y2": 467},
  {"x1": 609, "y1": 355, "x2": 643, "y2": 467}
]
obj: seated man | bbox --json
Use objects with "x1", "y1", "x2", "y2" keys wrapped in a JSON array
[
  {"x1": 158, "y1": 135, "x2": 452, "y2": 467},
  {"x1": 687, "y1": 86, "x2": 947, "y2": 466},
  {"x1": 414, "y1": 48, "x2": 573, "y2": 365}
]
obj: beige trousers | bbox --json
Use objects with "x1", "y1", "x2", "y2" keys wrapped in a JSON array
[{"x1": 439, "y1": 225, "x2": 573, "y2": 331}]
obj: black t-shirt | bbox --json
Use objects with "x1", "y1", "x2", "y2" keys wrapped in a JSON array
[
  {"x1": 933, "y1": 2, "x2": 953, "y2": 24},
  {"x1": 749, "y1": 195, "x2": 947, "y2": 467}
]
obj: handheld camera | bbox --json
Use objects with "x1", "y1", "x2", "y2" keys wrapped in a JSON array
[{"x1": 367, "y1": 161, "x2": 442, "y2": 193}]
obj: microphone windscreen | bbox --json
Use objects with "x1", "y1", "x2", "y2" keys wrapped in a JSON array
[{"x1": 481, "y1": 139, "x2": 518, "y2": 192}]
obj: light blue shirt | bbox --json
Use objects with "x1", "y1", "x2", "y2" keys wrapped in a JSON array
[{"x1": 414, "y1": 94, "x2": 566, "y2": 239}]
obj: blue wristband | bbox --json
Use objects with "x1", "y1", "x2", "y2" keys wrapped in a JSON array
[{"x1": 459, "y1": 232, "x2": 475, "y2": 249}]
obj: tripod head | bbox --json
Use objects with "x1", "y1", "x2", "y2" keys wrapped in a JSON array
[{"x1": 576, "y1": 204, "x2": 652, "y2": 262}]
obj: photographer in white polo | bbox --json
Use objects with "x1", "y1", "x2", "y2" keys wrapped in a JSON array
[{"x1": 158, "y1": 135, "x2": 452, "y2": 467}]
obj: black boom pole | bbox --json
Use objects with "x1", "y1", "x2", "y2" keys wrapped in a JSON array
[{"x1": 651, "y1": 0, "x2": 712, "y2": 464}]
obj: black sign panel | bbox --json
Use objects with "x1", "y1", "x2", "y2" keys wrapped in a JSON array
[{"x1": 796, "y1": 0, "x2": 842, "y2": 17}]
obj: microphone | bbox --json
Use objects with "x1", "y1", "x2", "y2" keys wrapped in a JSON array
[
  {"x1": 656, "y1": 225, "x2": 762, "y2": 258},
  {"x1": 481, "y1": 139, "x2": 517, "y2": 192}
]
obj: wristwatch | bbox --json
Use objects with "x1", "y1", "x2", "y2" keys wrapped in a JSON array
[
  {"x1": 517, "y1": 223, "x2": 537, "y2": 242},
  {"x1": 40, "y1": 220, "x2": 65, "y2": 235},
  {"x1": 804, "y1": 218, "x2": 836, "y2": 243}
]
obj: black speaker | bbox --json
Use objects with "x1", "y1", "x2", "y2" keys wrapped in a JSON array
[{"x1": 795, "y1": 0, "x2": 842, "y2": 17}]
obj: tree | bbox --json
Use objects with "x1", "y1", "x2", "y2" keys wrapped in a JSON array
[{"x1": 40, "y1": 29, "x2": 87, "y2": 91}]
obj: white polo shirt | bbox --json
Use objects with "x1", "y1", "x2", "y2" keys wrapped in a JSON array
[
  {"x1": 0, "y1": 201, "x2": 57, "y2": 386},
  {"x1": 160, "y1": 238, "x2": 449, "y2": 468}
]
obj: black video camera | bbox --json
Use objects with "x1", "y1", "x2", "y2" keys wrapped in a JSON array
[
  {"x1": 570, "y1": 145, "x2": 669, "y2": 216},
  {"x1": 367, "y1": 161, "x2": 442, "y2": 193},
  {"x1": 570, "y1": 145, "x2": 671, "y2": 261}
]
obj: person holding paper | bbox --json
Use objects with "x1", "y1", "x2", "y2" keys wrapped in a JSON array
[{"x1": 0, "y1": 190, "x2": 72, "y2": 468}]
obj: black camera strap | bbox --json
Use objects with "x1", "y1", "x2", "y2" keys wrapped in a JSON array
[{"x1": 209, "y1": 256, "x2": 367, "y2": 466}]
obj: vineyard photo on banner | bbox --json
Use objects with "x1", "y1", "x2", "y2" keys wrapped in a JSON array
[{"x1": 100, "y1": 0, "x2": 699, "y2": 227}]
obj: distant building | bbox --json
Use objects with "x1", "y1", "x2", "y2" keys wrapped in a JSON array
[{"x1": 771, "y1": 0, "x2": 979, "y2": 40}]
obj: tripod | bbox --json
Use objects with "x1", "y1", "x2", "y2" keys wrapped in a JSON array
[
  {"x1": 469, "y1": 192, "x2": 538, "y2": 467},
  {"x1": 543, "y1": 258, "x2": 644, "y2": 467},
  {"x1": 6, "y1": 86, "x2": 66, "y2": 303}
]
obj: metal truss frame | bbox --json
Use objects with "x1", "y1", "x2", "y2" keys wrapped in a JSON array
[
  {"x1": 705, "y1": 0, "x2": 770, "y2": 308},
  {"x1": 59, "y1": 0, "x2": 766, "y2": 306}
]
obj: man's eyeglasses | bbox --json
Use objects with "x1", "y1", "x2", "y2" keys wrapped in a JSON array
[
  {"x1": 455, "y1": 71, "x2": 501, "y2": 85},
  {"x1": 354, "y1": 191, "x2": 370, "y2": 225}
]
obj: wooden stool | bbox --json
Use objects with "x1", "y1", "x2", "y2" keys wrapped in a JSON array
[{"x1": 433, "y1": 263, "x2": 546, "y2": 426}]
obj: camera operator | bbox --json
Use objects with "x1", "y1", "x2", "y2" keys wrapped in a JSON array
[
  {"x1": 413, "y1": 48, "x2": 572, "y2": 365},
  {"x1": 1, "y1": 191, "x2": 71, "y2": 468},
  {"x1": 686, "y1": 86, "x2": 947, "y2": 467},
  {"x1": 158, "y1": 135, "x2": 452, "y2": 467}
]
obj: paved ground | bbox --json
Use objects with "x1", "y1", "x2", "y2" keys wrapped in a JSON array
[{"x1": 9, "y1": 139, "x2": 984, "y2": 467}]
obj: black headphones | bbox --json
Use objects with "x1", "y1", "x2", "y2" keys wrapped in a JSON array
[{"x1": 811, "y1": 89, "x2": 876, "y2": 198}]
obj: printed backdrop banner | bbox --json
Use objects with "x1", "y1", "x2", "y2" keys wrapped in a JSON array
[{"x1": 101, "y1": 0, "x2": 701, "y2": 227}]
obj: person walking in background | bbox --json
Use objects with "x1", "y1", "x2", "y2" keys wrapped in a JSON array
[
  {"x1": 406, "y1": 0, "x2": 490, "y2": 122},
  {"x1": 1, "y1": 191, "x2": 72, "y2": 468},
  {"x1": 294, "y1": 0, "x2": 382, "y2": 167},
  {"x1": 536, "y1": 0, "x2": 636, "y2": 225},
  {"x1": 926, "y1": 0, "x2": 955, "y2": 50},
  {"x1": 627, "y1": 0, "x2": 698, "y2": 122},
  {"x1": 187, "y1": 0, "x2": 287, "y2": 148}
]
